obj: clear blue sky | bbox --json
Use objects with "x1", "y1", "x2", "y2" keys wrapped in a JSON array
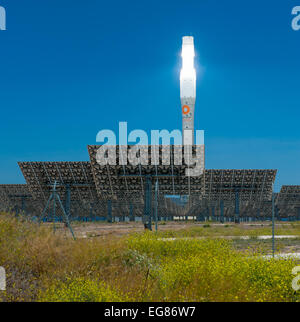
[{"x1": 0, "y1": 0, "x2": 299, "y2": 190}]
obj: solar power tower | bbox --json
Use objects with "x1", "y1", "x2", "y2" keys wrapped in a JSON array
[
  {"x1": 276, "y1": 186, "x2": 300, "y2": 220},
  {"x1": 18, "y1": 161, "x2": 105, "y2": 220},
  {"x1": 180, "y1": 36, "x2": 196, "y2": 145}
]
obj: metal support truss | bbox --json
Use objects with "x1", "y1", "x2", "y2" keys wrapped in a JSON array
[{"x1": 40, "y1": 181, "x2": 76, "y2": 240}]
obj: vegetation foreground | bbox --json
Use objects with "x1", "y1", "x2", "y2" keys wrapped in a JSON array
[{"x1": 0, "y1": 213, "x2": 299, "y2": 302}]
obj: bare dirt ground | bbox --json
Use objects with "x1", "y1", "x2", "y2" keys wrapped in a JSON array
[
  {"x1": 43, "y1": 221, "x2": 300, "y2": 255},
  {"x1": 48, "y1": 221, "x2": 199, "y2": 238},
  {"x1": 47, "y1": 221, "x2": 300, "y2": 238}
]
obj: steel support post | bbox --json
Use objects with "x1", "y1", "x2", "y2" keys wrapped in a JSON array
[
  {"x1": 275, "y1": 206, "x2": 279, "y2": 221},
  {"x1": 89, "y1": 204, "x2": 93, "y2": 218},
  {"x1": 130, "y1": 203, "x2": 134, "y2": 221},
  {"x1": 154, "y1": 180, "x2": 158, "y2": 231},
  {"x1": 21, "y1": 197, "x2": 26, "y2": 214},
  {"x1": 211, "y1": 206, "x2": 215, "y2": 222},
  {"x1": 53, "y1": 188, "x2": 56, "y2": 232},
  {"x1": 220, "y1": 200, "x2": 224, "y2": 223},
  {"x1": 235, "y1": 189, "x2": 240, "y2": 223},
  {"x1": 89, "y1": 203, "x2": 96, "y2": 221},
  {"x1": 256, "y1": 209, "x2": 260, "y2": 221},
  {"x1": 65, "y1": 184, "x2": 71, "y2": 218},
  {"x1": 107, "y1": 200, "x2": 112, "y2": 223},
  {"x1": 272, "y1": 192, "x2": 275, "y2": 257},
  {"x1": 144, "y1": 176, "x2": 152, "y2": 230},
  {"x1": 206, "y1": 207, "x2": 210, "y2": 221}
]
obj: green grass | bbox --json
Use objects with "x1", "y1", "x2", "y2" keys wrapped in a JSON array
[
  {"x1": 153, "y1": 223, "x2": 300, "y2": 238},
  {"x1": 0, "y1": 212, "x2": 300, "y2": 302}
]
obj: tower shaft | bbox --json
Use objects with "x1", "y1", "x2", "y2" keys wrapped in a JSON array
[{"x1": 180, "y1": 36, "x2": 196, "y2": 145}]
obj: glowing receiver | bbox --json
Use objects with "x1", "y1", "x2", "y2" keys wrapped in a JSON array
[{"x1": 180, "y1": 36, "x2": 196, "y2": 145}]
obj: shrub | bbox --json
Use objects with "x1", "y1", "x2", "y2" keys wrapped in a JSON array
[
  {"x1": 38, "y1": 277, "x2": 124, "y2": 302},
  {"x1": 1, "y1": 213, "x2": 300, "y2": 302}
]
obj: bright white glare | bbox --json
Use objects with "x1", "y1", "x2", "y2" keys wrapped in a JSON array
[{"x1": 180, "y1": 37, "x2": 196, "y2": 80}]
